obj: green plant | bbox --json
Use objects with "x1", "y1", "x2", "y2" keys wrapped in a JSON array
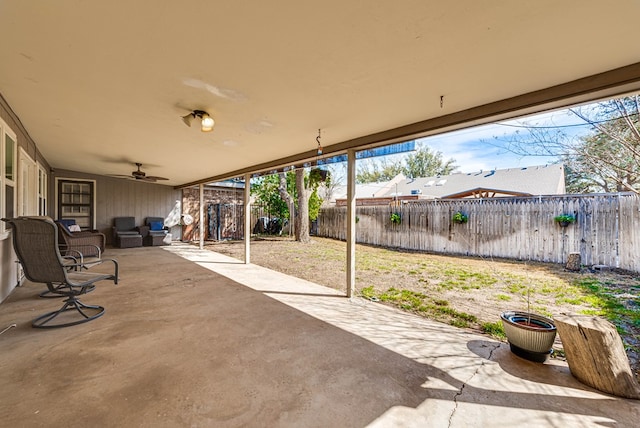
[
  {"x1": 481, "y1": 321, "x2": 506, "y2": 339},
  {"x1": 390, "y1": 212, "x2": 401, "y2": 225},
  {"x1": 452, "y1": 211, "x2": 468, "y2": 224},
  {"x1": 309, "y1": 167, "x2": 329, "y2": 183},
  {"x1": 554, "y1": 214, "x2": 576, "y2": 224}
]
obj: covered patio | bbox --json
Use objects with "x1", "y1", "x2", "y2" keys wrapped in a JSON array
[
  {"x1": 1, "y1": 244, "x2": 638, "y2": 427},
  {"x1": 2, "y1": 2, "x2": 640, "y2": 425}
]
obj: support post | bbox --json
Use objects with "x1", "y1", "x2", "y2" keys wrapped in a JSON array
[
  {"x1": 346, "y1": 149, "x2": 356, "y2": 298},
  {"x1": 199, "y1": 183, "x2": 204, "y2": 249},
  {"x1": 244, "y1": 173, "x2": 251, "y2": 264}
]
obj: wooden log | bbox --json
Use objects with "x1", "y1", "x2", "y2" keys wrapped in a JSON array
[
  {"x1": 565, "y1": 252, "x2": 581, "y2": 271},
  {"x1": 555, "y1": 313, "x2": 640, "y2": 399}
]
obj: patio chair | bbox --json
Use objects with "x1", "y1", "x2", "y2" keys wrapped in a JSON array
[
  {"x1": 27, "y1": 221, "x2": 106, "y2": 299},
  {"x1": 140, "y1": 216, "x2": 169, "y2": 246},
  {"x1": 56, "y1": 220, "x2": 106, "y2": 258},
  {"x1": 2, "y1": 216, "x2": 119, "y2": 328},
  {"x1": 112, "y1": 217, "x2": 143, "y2": 248}
]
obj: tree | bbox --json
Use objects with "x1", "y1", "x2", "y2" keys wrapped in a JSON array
[
  {"x1": 254, "y1": 168, "x2": 327, "y2": 243},
  {"x1": 251, "y1": 174, "x2": 290, "y2": 220},
  {"x1": 495, "y1": 95, "x2": 640, "y2": 194},
  {"x1": 319, "y1": 163, "x2": 346, "y2": 205},
  {"x1": 403, "y1": 146, "x2": 458, "y2": 178},
  {"x1": 356, "y1": 157, "x2": 404, "y2": 183},
  {"x1": 356, "y1": 146, "x2": 457, "y2": 183}
]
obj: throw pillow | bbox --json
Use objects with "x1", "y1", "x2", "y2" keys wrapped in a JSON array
[{"x1": 150, "y1": 221, "x2": 164, "y2": 231}]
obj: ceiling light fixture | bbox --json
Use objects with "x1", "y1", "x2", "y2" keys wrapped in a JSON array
[{"x1": 182, "y1": 109, "x2": 215, "y2": 132}]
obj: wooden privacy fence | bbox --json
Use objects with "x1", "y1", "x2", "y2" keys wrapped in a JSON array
[{"x1": 317, "y1": 193, "x2": 640, "y2": 272}]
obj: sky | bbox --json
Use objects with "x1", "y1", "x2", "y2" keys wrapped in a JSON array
[{"x1": 414, "y1": 107, "x2": 593, "y2": 173}]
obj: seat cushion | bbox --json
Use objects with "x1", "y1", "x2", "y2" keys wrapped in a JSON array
[{"x1": 116, "y1": 234, "x2": 143, "y2": 248}]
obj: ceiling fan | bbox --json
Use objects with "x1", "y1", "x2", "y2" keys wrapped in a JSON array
[{"x1": 111, "y1": 163, "x2": 169, "y2": 182}]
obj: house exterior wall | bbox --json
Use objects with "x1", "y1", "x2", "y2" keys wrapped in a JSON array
[
  {"x1": 51, "y1": 169, "x2": 181, "y2": 245},
  {"x1": 0, "y1": 95, "x2": 51, "y2": 302}
]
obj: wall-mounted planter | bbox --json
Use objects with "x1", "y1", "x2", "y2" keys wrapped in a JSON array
[
  {"x1": 554, "y1": 214, "x2": 576, "y2": 227},
  {"x1": 390, "y1": 212, "x2": 402, "y2": 225},
  {"x1": 452, "y1": 211, "x2": 468, "y2": 224}
]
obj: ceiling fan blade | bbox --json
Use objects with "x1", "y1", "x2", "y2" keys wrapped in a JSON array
[
  {"x1": 146, "y1": 176, "x2": 169, "y2": 181},
  {"x1": 107, "y1": 174, "x2": 136, "y2": 179}
]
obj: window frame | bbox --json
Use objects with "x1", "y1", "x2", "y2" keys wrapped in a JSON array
[
  {"x1": 55, "y1": 177, "x2": 97, "y2": 230},
  {"x1": 1, "y1": 118, "x2": 17, "y2": 239},
  {"x1": 38, "y1": 162, "x2": 48, "y2": 216}
]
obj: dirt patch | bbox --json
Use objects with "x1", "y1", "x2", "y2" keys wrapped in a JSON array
[{"x1": 203, "y1": 236, "x2": 640, "y2": 375}]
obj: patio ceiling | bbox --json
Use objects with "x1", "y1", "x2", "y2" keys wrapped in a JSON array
[{"x1": 1, "y1": 1, "x2": 640, "y2": 187}]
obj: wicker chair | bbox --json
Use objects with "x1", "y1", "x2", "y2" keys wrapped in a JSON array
[
  {"x1": 56, "y1": 220, "x2": 106, "y2": 258},
  {"x1": 2, "y1": 216, "x2": 119, "y2": 328}
]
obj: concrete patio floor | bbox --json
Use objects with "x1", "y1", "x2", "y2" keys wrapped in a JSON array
[{"x1": 1, "y1": 243, "x2": 639, "y2": 427}]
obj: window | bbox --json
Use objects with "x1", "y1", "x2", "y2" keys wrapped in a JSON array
[
  {"x1": 57, "y1": 179, "x2": 95, "y2": 230},
  {"x1": 0, "y1": 118, "x2": 17, "y2": 237}
]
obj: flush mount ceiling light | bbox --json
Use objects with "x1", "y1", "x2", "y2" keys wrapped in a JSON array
[{"x1": 182, "y1": 109, "x2": 215, "y2": 132}]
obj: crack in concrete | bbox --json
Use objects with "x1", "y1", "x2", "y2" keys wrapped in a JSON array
[{"x1": 447, "y1": 343, "x2": 501, "y2": 427}]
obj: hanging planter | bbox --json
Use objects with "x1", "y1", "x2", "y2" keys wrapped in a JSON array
[
  {"x1": 309, "y1": 167, "x2": 329, "y2": 183},
  {"x1": 554, "y1": 214, "x2": 576, "y2": 227},
  {"x1": 500, "y1": 311, "x2": 557, "y2": 362}
]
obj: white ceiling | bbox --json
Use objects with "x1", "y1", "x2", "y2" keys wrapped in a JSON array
[{"x1": 1, "y1": 1, "x2": 640, "y2": 187}]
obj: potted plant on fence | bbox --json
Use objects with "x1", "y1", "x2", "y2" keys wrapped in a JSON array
[
  {"x1": 554, "y1": 214, "x2": 576, "y2": 227},
  {"x1": 390, "y1": 212, "x2": 401, "y2": 225},
  {"x1": 452, "y1": 211, "x2": 468, "y2": 224}
]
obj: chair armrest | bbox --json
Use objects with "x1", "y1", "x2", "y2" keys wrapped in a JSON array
[{"x1": 136, "y1": 225, "x2": 150, "y2": 237}]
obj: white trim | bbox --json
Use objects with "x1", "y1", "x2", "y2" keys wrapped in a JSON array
[
  {"x1": 18, "y1": 147, "x2": 37, "y2": 216},
  {"x1": 0, "y1": 117, "x2": 17, "y2": 239},
  {"x1": 37, "y1": 162, "x2": 48, "y2": 215}
]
